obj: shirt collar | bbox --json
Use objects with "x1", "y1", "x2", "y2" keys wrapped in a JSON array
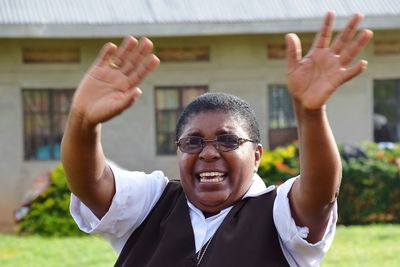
[{"x1": 243, "y1": 173, "x2": 275, "y2": 198}]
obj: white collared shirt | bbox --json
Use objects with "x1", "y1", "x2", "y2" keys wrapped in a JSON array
[{"x1": 70, "y1": 163, "x2": 337, "y2": 267}]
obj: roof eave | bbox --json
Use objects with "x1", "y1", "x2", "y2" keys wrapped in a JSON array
[{"x1": 1, "y1": 17, "x2": 399, "y2": 38}]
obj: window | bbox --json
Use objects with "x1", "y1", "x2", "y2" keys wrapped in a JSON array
[
  {"x1": 268, "y1": 85, "x2": 297, "y2": 149},
  {"x1": 155, "y1": 46, "x2": 210, "y2": 62},
  {"x1": 22, "y1": 89, "x2": 74, "y2": 160},
  {"x1": 155, "y1": 86, "x2": 207, "y2": 155},
  {"x1": 22, "y1": 48, "x2": 80, "y2": 63},
  {"x1": 374, "y1": 40, "x2": 400, "y2": 55},
  {"x1": 267, "y1": 41, "x2": 311, "y2": 59},
  {"x1": 373, "y1": 79, "x2": 400, "y2": 142}
]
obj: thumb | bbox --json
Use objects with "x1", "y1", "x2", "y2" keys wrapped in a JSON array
[{"x1": 286, "y1": 33, "x2": 302, "y2": 73}]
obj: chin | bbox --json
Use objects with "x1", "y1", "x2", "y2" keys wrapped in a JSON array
[{"x1": 195, "y1": 193, "x2": 231, "y2": 212}]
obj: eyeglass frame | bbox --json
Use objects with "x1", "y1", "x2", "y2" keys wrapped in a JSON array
[{"x1": 175, "y1": 134, "x2": 257, "y2": 154}]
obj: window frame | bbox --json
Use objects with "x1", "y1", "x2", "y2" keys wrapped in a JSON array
[
  {"x1": 22, "y1": 89, "x2": 74, "y2": 161},
  {"x1": 267, "y1": 84, "x2": 298, "y2": 149},
  {"x1": 154, "y1": 86, "x2": 208, "y2": 155}
]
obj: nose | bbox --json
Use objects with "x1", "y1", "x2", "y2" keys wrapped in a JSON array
[{"x1": 199, "y1": 141, "x2": 220, "y2": 161}]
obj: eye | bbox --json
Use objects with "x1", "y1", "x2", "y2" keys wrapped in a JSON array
[
  {"x1": 186, "y1": 136, "x2": 203, "y2": 145},
  {"x1": 177, "y1": 136, "x2": 204, "y2": 154},
  {"x1": 217, "y1": 134, "x2": 239, "y2": 149}
]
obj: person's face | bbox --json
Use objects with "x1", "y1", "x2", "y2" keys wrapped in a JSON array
[{"x1": 177, "y1": 111, "x2": 263, "y2": 213}]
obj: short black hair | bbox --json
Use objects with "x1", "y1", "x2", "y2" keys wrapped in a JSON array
[{"x1": 175, "y1": 92, "x2": 261, "y2": 143}]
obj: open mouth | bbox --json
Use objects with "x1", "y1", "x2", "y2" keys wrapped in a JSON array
[{"x1": 198, "y1": 171, "x2": 226, "y2": 183}]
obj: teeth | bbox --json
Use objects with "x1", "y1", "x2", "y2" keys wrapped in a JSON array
[
  {"x1": 200, "y1": 177, "x2": 224, "y2": 183},
  {"x1": 199, "y1": 172, "x2": 225, "y2": 183},
  {"x1": 199, "y1": 172, "x2": 224, "y2": 177}
]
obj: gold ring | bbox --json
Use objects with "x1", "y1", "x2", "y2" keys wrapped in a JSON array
[{"x1": 108, "y1": 58, "x2": 120, "y2": 69}]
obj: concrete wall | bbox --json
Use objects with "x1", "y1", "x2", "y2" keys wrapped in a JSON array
[{"x1": 0, "y1": 31, "x2": 398, "y2": 231}]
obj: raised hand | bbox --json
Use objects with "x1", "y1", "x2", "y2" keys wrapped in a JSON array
[
  {"x1": 286, "y1": 11, "x2": 373, "y2": 110},
  {"x1": 71, "y1": 36, "x2": 160, "y2": 126}
]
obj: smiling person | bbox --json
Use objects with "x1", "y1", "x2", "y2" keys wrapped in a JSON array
[{"x1": 61, "y1": 11, "x2": 373, "y2": 266}]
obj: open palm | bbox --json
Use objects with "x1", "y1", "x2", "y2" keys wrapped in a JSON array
[
  {"x1": 72, "y1": 36, "x2": 160, "y2": 125},
  {"x1": 286, "y1": 12, "x2": 373, "y2": 110}
]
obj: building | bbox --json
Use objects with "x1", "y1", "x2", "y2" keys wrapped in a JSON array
[{"x1": 1, "y1": 0, "x2": 400, "y2": 231}]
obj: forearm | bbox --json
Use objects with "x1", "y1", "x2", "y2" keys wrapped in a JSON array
[
  {"x1": 295, "y1": 102, "x2": 342, "y2": 205},
  {"x1": 289, "y1": 101, "x2": 341, "y2": 242},
  {"x1": 61, "y1": 110, "x2": 114, "y2": 217}
]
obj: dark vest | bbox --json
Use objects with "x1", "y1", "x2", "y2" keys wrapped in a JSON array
[{"x1": 115, "y1": 182, "x2": 289, "y2": 267}]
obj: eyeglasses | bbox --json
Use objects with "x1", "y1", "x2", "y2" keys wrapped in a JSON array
[{"x1": 176, "y1": 134, "x2": 256, "y2": 154}]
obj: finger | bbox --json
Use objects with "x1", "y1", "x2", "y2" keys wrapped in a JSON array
[
  {"x1": 286, "y1": 33, "x2": 302, "y2": 73},
  {"x1": 123, "y1": 87, "x2": 143, "y2": 107},
  {"x1": 127, "y1": 37, "x2": 154, "y2": 66},
  {"x1": 330, "y1": 13, "x2": 363, "y2": 54},
  {"x1": 96, "y1": 42, "x2": 118, "y2": 67},
  {"x1": 340, "y1": 29, "x2": 373, "y2": 66},
  {"x1": 120, "y1": 37, "x2": 154, "y2": 75},
  {"x1": 128, "y1": 54, "x2": 160, "y2": 87},
  {"x1": 110, "y1": 88, "x2": 143, "y2": 118},
  {"x1": 312, "y1": 11, "x2": 335, "y2": 49},
  {"x1": 112, "y1": 36, "x2": 139, "y2": 68},
  {"x1": 341, "y1": 60, "x2": 368, "y2": 83}
]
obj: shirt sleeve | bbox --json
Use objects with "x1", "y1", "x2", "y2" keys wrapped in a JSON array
[
  {"x1": 69, "y1": 162, "x2": 169, "y2": 253},
  {"x1": 273, "y1": 177, "x2": 337, "y2": 267}
]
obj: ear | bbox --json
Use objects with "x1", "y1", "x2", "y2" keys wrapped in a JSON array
[{"x1": 254, "y1": 144, "x2": 263, "y2": 172}]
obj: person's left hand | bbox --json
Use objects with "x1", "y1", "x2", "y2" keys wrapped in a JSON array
[{"x1": 286, "y1": 11, "x2": 373, "y2": 110}]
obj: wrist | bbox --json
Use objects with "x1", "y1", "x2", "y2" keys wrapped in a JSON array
[
  {"x1": 293, "y1": 100, "x2": 328, "y2": 128},
  {"x1": 66, "y1": 108, "x2": 101, "y2": 139},
  {"x1": 293, "y1": 98, "x2": 326, "y2": 113}
]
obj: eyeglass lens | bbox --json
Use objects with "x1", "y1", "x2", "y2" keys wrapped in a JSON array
[{"x1": 177, "y1": 134, "x2": 243, "y2": 153}]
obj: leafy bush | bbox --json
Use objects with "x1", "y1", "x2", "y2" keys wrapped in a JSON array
[
  {"x1": 258, "y1": 142, "x2": 300, "y2": 185},
  {"x1": 17, "y1": 164, "x2": 86, "y2": 236},
  {"x1": 338, "y1": 142, "x2": 400, "y2": 224},
  {"x1": 257, "y1": 141, "x2": 400, "y2": 225}
]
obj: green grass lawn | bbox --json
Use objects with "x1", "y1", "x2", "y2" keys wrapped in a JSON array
[
  {"x1": 323, "y1": 224, "x2": 400, "y2": 267},
  {"x1": 1, "y1": 224, "x2": 399, "y2": 266},
  {"x1": 0, "y1": 234, "x2": 117, "y2": 267}
]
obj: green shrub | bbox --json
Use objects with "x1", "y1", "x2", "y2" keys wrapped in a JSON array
[
  {"x1": 338, "y1": 142, "x2": 400, "y2": 224},
  {"x1": 17, "y1": 164, "x2": 86, "y2": 236},
  {"x1": 257, "y1": 141, "x2": 400, "y2": 225},
  {"x1": 257, "y1": 142, "x2": 300, "y2": 185}
]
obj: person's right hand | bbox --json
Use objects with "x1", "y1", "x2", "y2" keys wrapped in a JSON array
[{"x1": 71, "y1": 36, "x2": 160, "y2": 126}]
